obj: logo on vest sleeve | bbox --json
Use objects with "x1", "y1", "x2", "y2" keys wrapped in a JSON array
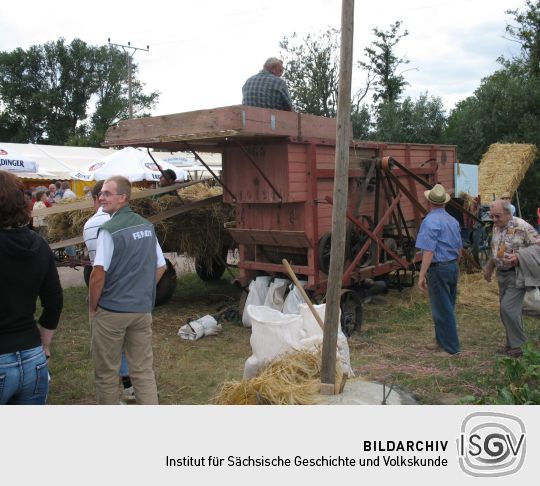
[{"x1": 132, "y1": 230, "x2": 153, "y2": 240}]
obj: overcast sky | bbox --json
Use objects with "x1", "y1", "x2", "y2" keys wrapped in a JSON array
[{"x1": 0, "y1": 0, "x2": 526, "y2": 116}]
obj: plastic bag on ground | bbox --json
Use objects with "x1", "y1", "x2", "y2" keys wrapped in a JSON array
[
  {"x1": 263, "y1": 277, "x2": 290, "y2": 311},
  {"x1": 242, "y1": 276, "x2": 272, "y2": 328},
  {"x1": 282, "y1": 280, "x2": 307, "y2": 315},
  {"x1": 177, "y1": 315, "x2": 222, "y2": 340},
  {"x1": 243, "y1": 305, "x2": 303, "y2": 379}
]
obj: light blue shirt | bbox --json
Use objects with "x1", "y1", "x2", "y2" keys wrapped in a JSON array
[{"x1": 416, "y1": 208, "x2": 462, "y2": 263}]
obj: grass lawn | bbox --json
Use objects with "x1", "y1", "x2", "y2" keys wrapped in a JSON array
[{"x1": 47, "y1": 272, "x2": 540, "y2": 405}]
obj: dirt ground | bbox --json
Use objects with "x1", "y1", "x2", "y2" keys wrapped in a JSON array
[{"x1": 57, "y1": 253, "x2": 196, "y2": 288}]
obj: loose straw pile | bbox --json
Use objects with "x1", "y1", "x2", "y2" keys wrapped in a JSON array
[
  {"x1": 212, "y1": 349, "x2": 344, "y2": 405},
  {"x1": 457, "y1": 273, "x2": 500, "y2": 311}
]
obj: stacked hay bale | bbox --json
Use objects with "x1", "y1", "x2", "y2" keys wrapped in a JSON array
[
  {"x1": 47, "y1": 184, "x2": 234, "y2": 265},
  {"x1": 478, "y1": 143, "x2": 537, "y2": 202}
]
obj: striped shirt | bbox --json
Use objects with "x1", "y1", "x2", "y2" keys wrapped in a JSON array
[{"x1": 83, "y1": 207, "x2": 111, "y2": 264}]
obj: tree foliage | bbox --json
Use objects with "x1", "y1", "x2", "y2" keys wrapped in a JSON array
[
  {"x1": 279, "y1": 22, "x2": 418, "y2": 139},
  {"x1": 374, "y1": 94, "x2": 447, "y2": 143},
  {"x1": 359, "y1": 21, "x2": 410, "y2": 103},
  {"x1": 0, "y1": 38, "x2": 159, "y2": 146},
  {"x1": 280, "y1": 29, "x2": 340, "y2": 117},
  {"x1": 504, "y1": 0, "x2": 540, "y2": 77},
  {"x1": 445, "y1": 1, "x2": 540, "y2": 220}
]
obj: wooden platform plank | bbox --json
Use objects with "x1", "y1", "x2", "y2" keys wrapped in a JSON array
[{"x1": 104, "y1": 105, "x2": 338, "y2": 147}]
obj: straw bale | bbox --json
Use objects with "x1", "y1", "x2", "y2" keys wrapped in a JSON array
[
  {"x1": 478, "y1": 143, "x2": 537, "y2": 201},
  {"x1": 212, "y1": 349, "x2": 344, "y2": 405},
  {"x1": 46, "y1": 184, "x2": 234, "y2": 263}
]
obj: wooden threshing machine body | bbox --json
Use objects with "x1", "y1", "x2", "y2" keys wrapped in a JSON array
[{"x1": 104, "y1": 105, "x2": 457, "y2": 296}]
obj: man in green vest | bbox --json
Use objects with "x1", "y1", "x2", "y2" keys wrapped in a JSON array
[{"x1": 89, "y1": 175, "x2": 166, "y2": 404}]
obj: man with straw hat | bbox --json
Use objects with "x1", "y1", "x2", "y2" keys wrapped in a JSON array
[{"x1": 416, "y1": 184, "x2": 463, "y2": 356}]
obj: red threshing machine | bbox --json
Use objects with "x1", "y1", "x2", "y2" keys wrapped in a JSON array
[{"x1": 104, "y1": 105, "x2": 464, "y2": 335}]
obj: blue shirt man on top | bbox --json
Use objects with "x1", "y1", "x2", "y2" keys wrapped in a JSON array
[{"x1": 416, "y1": 184, "x2": 462, "y2": 356}]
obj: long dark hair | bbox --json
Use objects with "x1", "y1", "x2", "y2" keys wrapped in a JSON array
[{"x1": 0, "y1": 171, "x2": 31, "y2": 228}]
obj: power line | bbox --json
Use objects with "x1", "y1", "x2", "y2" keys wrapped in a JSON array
[{"x1": 108, "y1": 39, "x2": 149, "y2": 118}]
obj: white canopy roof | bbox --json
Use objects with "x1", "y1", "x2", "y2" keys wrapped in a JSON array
[
  {"x1": 71, "y1": 146, "x2": 189, "y2": 182},
  {"x1": 0, "y1": 142, "x2": 221, "y2": 180},
  {"x1": 0, "y1": 143, "x2": 115, "y2": 180}
]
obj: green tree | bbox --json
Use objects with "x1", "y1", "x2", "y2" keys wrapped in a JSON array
[
  {"x1": 504, "y1": 0, "x2": 540, "y2": 77},
  {"x1": 0, "y1": 38, "x2": 159, "y2": 146},
  {"x1": 373, "y1": 94, "x2": 447, "y2": 143},
  {"x1": 359, "y1": 21, "x2": 410, "y2": 103},
  {"x1": 446, "y1": 65, "x2": 540, "y2": 219},
  {"x1": 444, "y1": 0, "x2": 540, "y2": 220},
  {"x1": 279, "y1": 29, "x2": 340, "y2": 117}
]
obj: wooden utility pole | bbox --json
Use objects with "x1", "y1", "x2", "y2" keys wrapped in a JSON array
[
  {"x1": 108, "y1": 39, "x2": 149, "y2": 118},
  {"x1": 320, "y1": 0, "x2": 355, "y2": 394}
]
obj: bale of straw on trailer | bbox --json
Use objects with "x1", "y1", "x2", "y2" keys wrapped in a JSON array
[
  {"x1": 212, "y1": 349, "x2": 344, "y2": 405},
  {"x1": 46, "y1": 200, "x2": 93, "y2": 242},
  {"x1": 46, "y1": 184, "x2": 234, "y2": 263},
  {"x1": 478, "y1": 143, "x2": 537, "y2": 202}
]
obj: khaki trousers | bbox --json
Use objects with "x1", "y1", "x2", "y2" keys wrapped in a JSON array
[{"x1": 91, "y1": 308, "x2": 158, "y2": 405}]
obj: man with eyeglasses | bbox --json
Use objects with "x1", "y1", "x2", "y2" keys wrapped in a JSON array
[
  {"x1": 483, "y1": 199, "x2": 540, "y2": 358},
  {"x1": 89, "y1": 175, "x2": 166, "y2": 404}
]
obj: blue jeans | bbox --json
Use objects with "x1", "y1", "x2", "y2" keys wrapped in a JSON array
[
  {"x1": 0, "y1": 346, "x2": 49, "y2": 405},
  {"x1": 427, "y1": 261, "x2": 460, "y2": 354},
  {"x1": 119, "y1": 352, "x2": 129, "y2": 377}
]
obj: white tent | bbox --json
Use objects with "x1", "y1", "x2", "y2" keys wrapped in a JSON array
[
  {"x1": 0, "y1": 144, "x2": 39, "y2": 173},
  {"x1": 71, "y1": 146, "x2": 189, "y2": 182},
  {"x1": 0, "y1": 142, "x2": 220, "y2": 181},
  {"x1": 0, "y1": 142, "x2": 115, "y2": 180}
]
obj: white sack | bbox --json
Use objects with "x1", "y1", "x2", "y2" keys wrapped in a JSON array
[
  {"x1": 298, "y1": 303, "x2": 354, "y2": 377},
  {"x1": 263, "y1": 277, "x2": 290, "y2": 311},
  {"x1": 282, "y1": 281, "x2": 307, "y2": 315},
  {"x1": 243, "y1": 305, "x2": 303, "y2": 379},
  {"x1": 524, "y1": 287, "x2": 540, "y2": 315},
  {"x1": 242, "y1": 276, "x2": 272, "y2": 328}
]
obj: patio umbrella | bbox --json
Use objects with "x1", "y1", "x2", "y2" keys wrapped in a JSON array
[
  {"x1": 0, "y1": 145, "x2": 39, "y2": 173},
  {"x1": 71, "y1": 147, "x2": 188, "y2": 183}
]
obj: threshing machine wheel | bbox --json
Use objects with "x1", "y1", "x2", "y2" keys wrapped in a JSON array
[
  {"x1": 317, "y1": 232, "x2": 333, "y2": 274},
  {"x1": 318, "y1": 227, "x2": 370, "y2": 274},
  {"x1": 340, "y1": 289, "x2": 363, "y2": 337},
  {"x1": 155, "y1": 258, "x2": 177, "y2": 306}
]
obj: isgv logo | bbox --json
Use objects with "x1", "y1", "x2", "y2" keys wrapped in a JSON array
[{"x1": 457, "y1": 412, "x2": 526, "y2": 477}]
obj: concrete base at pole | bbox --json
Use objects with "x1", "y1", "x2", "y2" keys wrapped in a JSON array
[{"x1": 319, "y1": 378, "x2": 418, "y2": 405}]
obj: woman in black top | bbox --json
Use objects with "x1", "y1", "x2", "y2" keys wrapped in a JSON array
[{"x1": 0, "y1": 171, "x2": 63, "y2": 404}]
